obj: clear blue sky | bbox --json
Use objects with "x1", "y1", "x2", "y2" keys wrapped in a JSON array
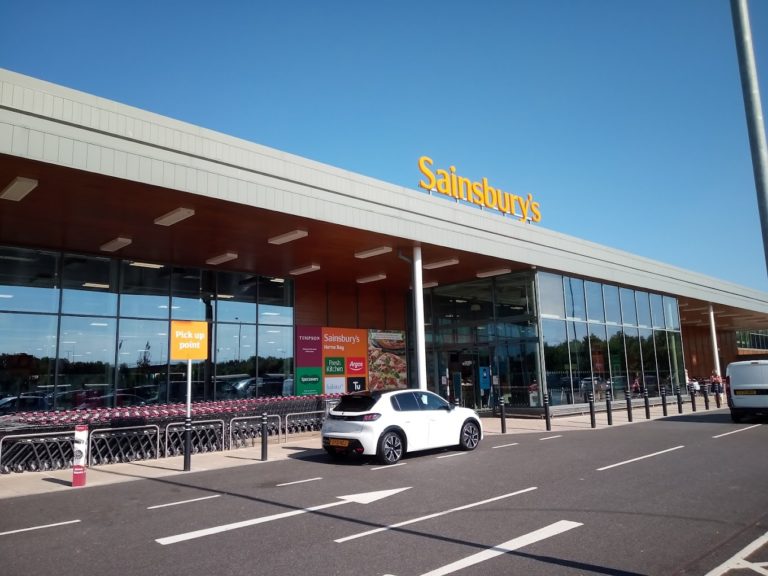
[{"x1": 2, "y1": 0, "x2": 768, "y2": 291}]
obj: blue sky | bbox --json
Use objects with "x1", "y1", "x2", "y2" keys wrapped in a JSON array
[{"x1": 2, "y1": 0, "x2": 768, "y2": 291}]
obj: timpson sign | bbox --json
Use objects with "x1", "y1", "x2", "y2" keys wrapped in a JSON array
[{"x1": 417, "y1": 156, "x2": 542, "y2": 223}]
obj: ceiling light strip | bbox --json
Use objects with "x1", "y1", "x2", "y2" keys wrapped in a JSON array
[
  {"x1": 206, "y1": 252, "x2": 238, "y2": 266},
  {"x1": 268, "y1": 230, "x2": 308, "y2": 245},
  {"x1": 354, "y1": 246, "x2": 392, "y2": 259},
  {"x1": 154, "y1": 207, "x2": 195, "y2": 226},
  {"x1": 423, "y1": 258, "x2": 459, "y2": 270},
  {"x1": 290, "y1": 264, "x2": 321, "y2": 275},
  {"x1": 99, "y1": 237, "x2": 132, "y2": 252},
  {"x1": 0, "y1": 177, "x2": 38, "y2": 201},
  {"x1": 357, "y1": 273, "x2": 387, "y2": 284},
  {"x1": 476, "y1": 268, "x2": 512, "y2": 278}
]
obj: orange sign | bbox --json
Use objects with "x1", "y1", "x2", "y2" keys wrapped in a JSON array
[{"x1": 170, "y1": 320, "x2": 209, "y2": 360}]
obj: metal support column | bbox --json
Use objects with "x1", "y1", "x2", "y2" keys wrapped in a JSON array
[{"x1": 412, "y1": 246, "x2": 427, "y2": 391}]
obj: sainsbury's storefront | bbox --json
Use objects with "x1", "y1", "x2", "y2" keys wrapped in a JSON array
[{"x1": 0, "y1": 68, "x2": 766, "y2": 415}]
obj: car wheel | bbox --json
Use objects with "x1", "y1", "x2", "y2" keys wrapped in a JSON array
[
  {"x1": 730, "y1": 410, "x2": 743, "y2": 423},
  {"x1": 377, "y1": 430, "x2": 404, "y2": 465},
  {"x1": 459, "y1": 420, "x2": 480, "y2": 451}
]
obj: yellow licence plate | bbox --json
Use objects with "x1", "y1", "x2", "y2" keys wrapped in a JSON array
[
  {"x1": 735, "y1": 390, "x2": 757, "y2": 395},
  {"x1": 329, "y1": 438, "x2": 349, "y2": 447}
]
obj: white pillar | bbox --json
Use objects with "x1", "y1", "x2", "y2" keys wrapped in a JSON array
[
  {"x1": 412, "y1": 246, "x2": 427, "y2": 390},
  {"x1": 708, "y1": 304, "x2": 722, "y2": 377}
]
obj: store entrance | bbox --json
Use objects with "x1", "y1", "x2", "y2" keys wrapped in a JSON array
[{"x1": 444, "y1": 348, "x2": 492, "y2": 410}]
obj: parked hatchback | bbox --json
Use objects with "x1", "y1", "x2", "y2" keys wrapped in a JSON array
[{"x1": 321, "y1": 389, "x2": 482, "y2": 464}]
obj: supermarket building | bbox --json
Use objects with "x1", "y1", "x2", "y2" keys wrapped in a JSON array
[{"x1": 1, "y1": 67, "x2": 768, "y2": 413}]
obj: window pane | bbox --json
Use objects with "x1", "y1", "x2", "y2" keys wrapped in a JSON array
[
  {"x1": 542, "y1": 319, "x2": 571, "y2": 404},
  {"x1": 655, "y1": 330, "x2": 671, "y2": 394},
  {"x1": 636, "y1": 291, "x2": 652, "y2": 328},
  {"x1": 258, "y1": 325, "x2": 293, "y2": 394},
  {"x1": 216, "y1": 272, "x2": 258, "y2": 323},
  {"x1": 668, "y1": 332, "x2": 685, "y2": 387},
  {"x1": 214, "y1": 322, "x2": 257, "y2": 398},
  {"x1": 495, "y1": 274, "x2": 534, "y2": 319},
  {"x1": 663, "y1": 296, "x2": 680, "y2": 330},
  {"x1": 589, "y1": 324, "x2": 609, "y2": 396},
  {"x1": 585, "y1": 281, "x2": 605, "y2": 323},
  {"x1": 0, "y1": 312, "x2": 58, "y2": 406},
  {"x1": 603, "y1": 285, "x2": 621, "y2": 324},
  {"x1": 564, "y1": 277, "x2": 586, "y2": 321},
  {"x1": 606, "y1": 325, "x2": 627, "y2": 396},
  {"x1": 120, "y1": 262, "x2": 169, "y2": 319},
  {"x1": 639, "y1": 328, "x2": 657, "y2": 395},
  {"x1": 620, "y1": 288, "x2": 638, "y2": 326},
  {"x1": 624, "y1": 327, "x2": 641, "y2": 396},
  {"x1": 0, "y1": 247, "x2": 59, "y2": 313},
  {"x1": 650, "y1": 294, "x2": 665, "y2": 329},
  {"x1": 568, "y1": 321, "x2": 591, "y2": 401},
  {"x1": 538, "y1": 272, "x2": 564, "y2": 318},
  {"x1": 57, "y1": 316, "x2": 116, "y2": 409},
  {"x1": 61, "y1": 254, "x2": 118, "y2": 316},
  {"x1": 171, "y1": 268, "x2": 214, "y2": 321},
  {"x1": 116, "y1": 318, "x2": 169, "y2": 406},
  {"x1": 258, "y1": 276, "x2": 293, "y2": 326}
]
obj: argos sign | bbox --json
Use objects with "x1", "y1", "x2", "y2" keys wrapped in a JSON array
[{"x1": 418, "y1": 156, "x2": 541, "y2": 223}]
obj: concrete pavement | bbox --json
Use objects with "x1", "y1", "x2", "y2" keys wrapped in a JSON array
[{"x1": 0, "y1": 402, "x2": 720, "y2": 500}]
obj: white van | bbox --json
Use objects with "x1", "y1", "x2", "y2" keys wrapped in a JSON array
[{"x1": 726, "y1": 360, "x2": 768, "y2": 422}]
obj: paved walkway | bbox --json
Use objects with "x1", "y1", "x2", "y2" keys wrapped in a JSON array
[{"x1": 0, "y1": 403, "x2": 712, "y2": 500}]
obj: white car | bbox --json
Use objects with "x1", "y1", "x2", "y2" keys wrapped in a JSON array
[{"x1": 321, "y1": 389, "x2": 483, "y2": 464}]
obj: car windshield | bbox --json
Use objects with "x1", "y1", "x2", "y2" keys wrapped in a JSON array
[{"x1": 334, "y1": 394, "x2": 378, "y2": 412}]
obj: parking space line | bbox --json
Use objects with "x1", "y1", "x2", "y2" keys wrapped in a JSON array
[
  {"x1": 417, "y1": 520, "x2": 583, "y2": 576},
  {"x1": 436, "y1": 453, "x2": 466, "y2": 459},
  {"x1": 335, "y1": 486, "x2": 537, "y2": 543},
  {"x1": 0, "y1": 519, "x2": 81, "y2": 536},
  {"x1": 147, "y1": 495, "x2": 221, "y2": 510},
  {"x1": 371, "y1": 463, "x2": 407, "y2": 471},
  {"x1": 704, "y1": 529, "x2": 768, "y2": 575},
  {"x1": 492, "y1": 443, "x2": 519, "y2": 449},
  {"x1": 597, "y1": 445, "x2": 684, "y2": 471},
  {"x1": 277, "y1": 477, "x2": 322, "y2": 487},
  {"x1": 539, "y1": 435, "x2": 562, "y2": 440},
  {"x1": 713, "y1": 424, "x2": 762, "y2": 439}
]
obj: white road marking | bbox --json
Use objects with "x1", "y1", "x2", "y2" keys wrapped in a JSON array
[
  {"x1": 336, "y1": 487, "x2": 537, "y2": 543},
  {"x1": 0, "y1": 519, "x2": 81, "y2": 536},
  {"x1": 704, "y1": 529, "x2": 768, "y2": 575},
  {"x1": 417, "y1": 520, "x2": 583, "y2": 576},
  {"x1": 156, "y1": 487, "x2": 411, "y2": 545},
  {"x1": 492, "y1": 443, "x2": 519, "y2": 449},
  {"x1": 147, "y1": 495, "x2": 221, "y2": 510},
  {"x1": 277, "y1": 477, "x2": 322, "y2": 487},
  {"x1": 539, "y1": 435, "x2": 562, "y2": 440},
  {"x1": 712, "y1": 424, "x2": 762, "y2": 439},
  {"x1": 371, "y1": 462, "x2": 407, "y2": 471},
  {"x1": 597, "y1": 445, "x2": 684, "y2": 471},
  {"x1": 436, "y1": 453, "x2": 466, "y2": 459}
]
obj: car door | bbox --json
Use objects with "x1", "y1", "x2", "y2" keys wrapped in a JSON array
[
  {"x1": 390, "y1": 392, "x2": 429, "y2": 452},
  {"x1": 416, "y1": 391, "x2": 458, "y2": 449}
]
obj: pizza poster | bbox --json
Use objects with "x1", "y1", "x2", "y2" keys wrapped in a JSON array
[{"x1": 295, "y1": 326, "x2": 407, "y2": 394}]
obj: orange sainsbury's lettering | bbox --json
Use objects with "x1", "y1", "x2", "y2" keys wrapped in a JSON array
[{"x1": 417, "y1": 156, "x2": 542, "y2": 223}]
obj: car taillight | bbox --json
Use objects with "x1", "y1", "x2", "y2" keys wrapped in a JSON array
[{"x1": 356, "y1": 413, "x2": 381, "y2": 421}]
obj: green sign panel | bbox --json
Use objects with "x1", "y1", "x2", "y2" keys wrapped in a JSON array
[
  {"x1": 325, "y1": 357, "x2": 345, "y2": 375},
  {"x1": 296, "y1": 367, "x2": 323, "y2": 396}
]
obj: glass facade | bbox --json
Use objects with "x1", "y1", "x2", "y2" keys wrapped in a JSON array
[
  {"x1": 0, "y1": 245, "x2": 294, "y2": 411},
  {"x1": 736, "y1": 329, "x2": 768, "y2": 350},
  {"x1": 538, "y1": 272, "x2": 684, "y2": 406}
]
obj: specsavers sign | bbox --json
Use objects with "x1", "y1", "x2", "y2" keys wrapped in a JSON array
[{"x1": 418, "y1": 155, "x2": 541, "y2": 223}]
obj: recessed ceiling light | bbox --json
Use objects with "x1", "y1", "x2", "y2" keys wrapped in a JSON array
[
  {"x1": 154, "y1": 207, "x2": 195, "y2": 226},
  {"x1": 0, "y1": 177, "x2": 38, "y2": 201},
  {"x1": 217, "y1": 294, "x2": 235, "y2": 299},
  {"x1": 356, "y1": 273, "x2": 387, "y2": 284},
  {"x1": 354, "y1": 246, "x2": 392, "y2": 259},
  {"x1": 289, "y1": 264, "x2": 321, "y2": 275},
  {"x1": 129, "y1": 261, "x2": 164, "y2": 269},
  {"x1": 422, "y1": 282, "x2": 439, "y2": 289},
  {"x1": 476, "y1": 267, "x2": 511, "y2": 278},
  {"x1": 268, "y1": 229, "x2": 308, "y2": 245},
  {"x1": 270, "y1": 277, "x2": 285, "y2": 283},
  {"x1": 423, "y1": 258, "x2": 459, "y2": 270},
  {"x1": 206, "y1": 252, "x2": 238, "y2": 266},
  {"x1": 99, "y1": 237, "x2": 132, "y2": 252}
]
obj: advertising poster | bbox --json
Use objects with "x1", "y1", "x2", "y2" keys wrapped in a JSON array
[
  {"x1": 322, "y1": 327, "x2": 368, "y2": 393},
  {"x1": 368, "y1": 330, "x2": 408, "y2": 390},
  {"x1": 296, "y1": 327, "x2": 323, "y2": 395}
]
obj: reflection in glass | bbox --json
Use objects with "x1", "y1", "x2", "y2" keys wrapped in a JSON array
[
  {"x1": 542, "y1": 319, "x2": 571, "y2": 405},
  {"x1": 603, "y1": 285, "x2": 621, "y2": 324},
  {"x1": 61, "y1": 254, "x2": 118, "y2": 316},
  {"x1": 620, "y1": 288, "x2": 638, "y2": 326},
  {"x1": 0, "y1": 312, "x2": 58, "y2": 401},
  {"x1": 606, "y1": 325, "x2": 627, "y2": 396},
  {"x1": 538, "y1": 273, "x2": 565, "y2": 318},
  {"x1": 650, "y1": 294, "x2": 665, "y2": 329},
  {"x1": 585, "y1": 281, "x2": 605, "y2": 323},
  {"x1": 564, "y1": 277, "x2": 586, "y2": 320},
  {"x1": 636, "y1": 291, "x2": 652, "y2": 328},
  {"x1": 116, "y1": 319, "x2": 169, "y2": 406},
  {"x1": 0, "y1": 247, "x2": 59, "y2": 313},
  {"x1": 216, "y1": 271, "x2": 258, "y2": 324},
  {"x1": 639, "y1": 328, "x2": 657, "y2": 395},
  {"x1": 654, "y1": 330, "x2": 671, "y2": 394},
  {"x1": 258, "y1": 325, "x2": 293, "y2": 396},
  {"x1": 664, "y1": 296, "x2": 680, "y2": 330},
  {"x1": 120, "y1": 262, "x2": 170, "y2": 319},
  {"x1": 589, "y1": 324, "x2": 609, "y2": 398},
  {"x1": 215, "y1": 322, "x2": 257, "y2": 399},
  {"x1": 624, "y1": 327, "x2": 641, "y2": 396},
  {"x1": 568, "y1": 321, "x2": 591, "y2": 401},
  {"x1": 172, "y1": 268, "x2": 214, "y2": 321},
  {"x1": 258, "y1": 276, "x2": 293, "y2": 326},
  {"x1": 57, "y1": 316, "x2": 116, "y2": 409}
]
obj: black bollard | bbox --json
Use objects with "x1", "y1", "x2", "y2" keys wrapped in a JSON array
[
  {"x1": 499, "y1": 397, "x2": 507, "y2": 434},
  {"x1": 703, "y1": 388, "x2": 710, "y2": 410},
  {"x1": 715, "y1": 387, "x2": 722, "y2": 408},
  {"x1": 661, "y1": 387, "x2": 668, "y2": 417},
  {"x1": 625, "y1": 390, "x2": 633, "y2": 422},
  {"x1": 606, "y1": 389, "x2": 613, "y2": 426},
  {"x1": 543, "y1": 393, "x2": 552, "y2": 431},
  {"x1": 643, "y1": 387, "x2": 651, "y2": 420},
  {"x1": 675, "y1": 386, "x2": 683, "y2": 414},
  {"x1": 183, "y1": 417, "x2": 192, "y2": 472},
  {"x1": 261, "y1": 412, "x2": 268, "y2": 462},
  {"x1": 588, "y1": 392, "x2": 596, "y2": 428},
  {"x1": 689, "y1": 385, "x2": 697, "y2": 412}
]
